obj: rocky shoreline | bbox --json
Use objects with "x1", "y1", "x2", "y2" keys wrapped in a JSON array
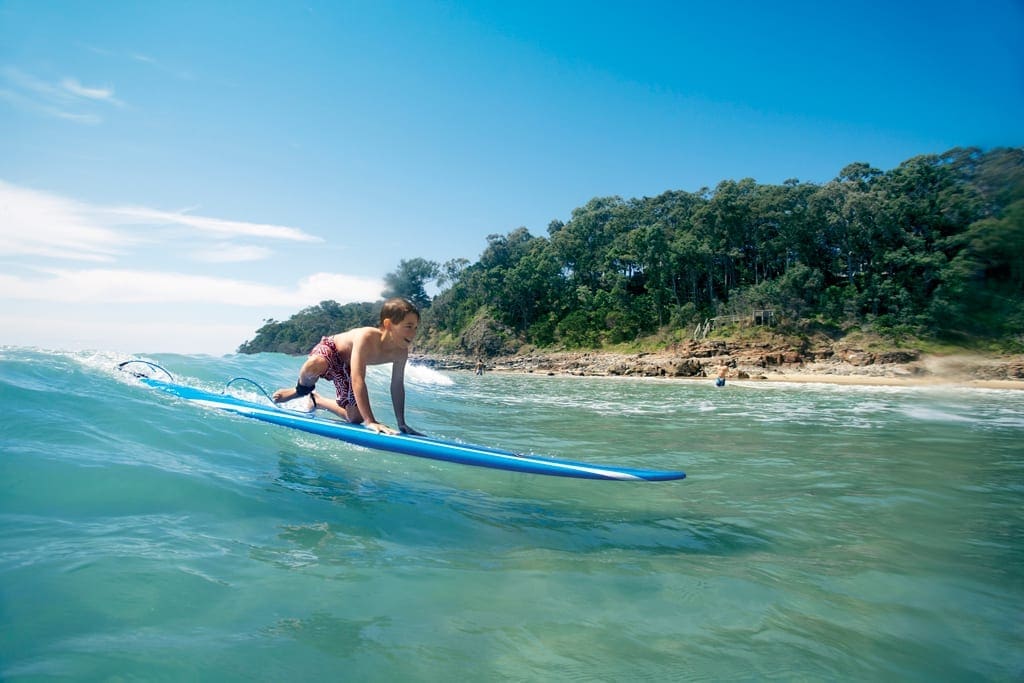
[{"x1": 413, "y1": 339, "x2": 1024, "y2": 389}]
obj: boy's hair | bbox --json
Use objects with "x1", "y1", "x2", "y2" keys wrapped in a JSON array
[{"x1": 380, "y1": 297, "x2": 420, "y2": 325}]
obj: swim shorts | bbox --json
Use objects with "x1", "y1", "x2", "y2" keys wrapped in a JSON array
[{"x1": 309, "y1": 336, "x2": 356, "y2": 407}]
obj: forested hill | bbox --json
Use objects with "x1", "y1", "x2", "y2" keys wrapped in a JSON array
[{"x1": 238, "y1": 147, "x2": 1024, "y2": 356}]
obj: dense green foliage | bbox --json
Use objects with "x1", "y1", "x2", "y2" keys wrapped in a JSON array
[{"x1": 239, "y1": 147, "x2": 1024, "y2": 355}]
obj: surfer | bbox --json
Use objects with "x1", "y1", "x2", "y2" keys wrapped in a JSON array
[{"x1": 272, "y1": 297, "x2": 424, "y2": 436}]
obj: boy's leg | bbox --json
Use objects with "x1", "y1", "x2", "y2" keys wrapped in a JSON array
[
  {"x1": 273, "y1": 356, "x2": 328, "y2": 402},
  {"x1": 345, "y1": 402, "x2": 364, "y2": 425},
  {"x1": 311, "y1": 393, "x2": 350, "y2": 420}
]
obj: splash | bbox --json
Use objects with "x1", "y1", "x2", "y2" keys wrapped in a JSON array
[{"x1": 404, "y1": 362, "x2": 455, "y2": 387}]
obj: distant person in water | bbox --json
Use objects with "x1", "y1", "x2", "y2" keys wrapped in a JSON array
[
  {"x1": 272, "y1": 297, "x2": 423, "y2": 436},
  {"x1": 715, "y1": 364, "x2": 729, "y2": 387},
  {"x1": 475, "y1": 358, "x2": 485, "y2": 375}
]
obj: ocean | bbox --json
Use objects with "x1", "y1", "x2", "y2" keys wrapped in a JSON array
[{"x1": 2, "y1": 347, "x2": 1022, "y2": 681}]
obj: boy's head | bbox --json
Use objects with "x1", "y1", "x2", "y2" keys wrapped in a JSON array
[{"x1": 380, "y1": 297, "x2": 420, "y2": 326}]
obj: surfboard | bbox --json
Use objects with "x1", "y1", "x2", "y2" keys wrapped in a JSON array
[{"x1": 134, "y1": 376, "x2": 686, "y2": 482}]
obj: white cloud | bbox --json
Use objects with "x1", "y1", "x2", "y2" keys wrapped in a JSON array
[
  {"x1": 0, "y1": 268, "x2": 383, "y2": 308},
  {"x1": 297, "y1": 272, "x2": 386, "y2": 303},
  {"x1": 0, "y1": 181, "x2": 381, "y2": 353},
  {"x1": 0, "y1": 180, "x2": 127, "y2": 261}
]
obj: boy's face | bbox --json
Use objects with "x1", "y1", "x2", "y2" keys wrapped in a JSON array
[{"x1": 391, "y1": 313, "x2": 419, "y2": 347}]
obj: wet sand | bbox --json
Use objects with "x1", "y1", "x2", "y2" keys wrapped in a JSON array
[{"x1": 757, "y1": 372, "x2": 1023, "y2": 390}]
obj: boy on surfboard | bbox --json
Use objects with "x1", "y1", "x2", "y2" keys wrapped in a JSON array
[{"x1": 272, "y1": 297, "x2": 423, "y2": 436}]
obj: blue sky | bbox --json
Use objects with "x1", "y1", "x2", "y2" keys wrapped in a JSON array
[{"x1": 1, "y1": 0, "x2": 1021, "y2": 354}]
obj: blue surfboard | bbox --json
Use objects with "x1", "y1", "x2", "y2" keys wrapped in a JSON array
[{"x1": 134, "y1": 376, "x2": 686, "y2": 482}]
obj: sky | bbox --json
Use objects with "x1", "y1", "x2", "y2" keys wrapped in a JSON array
[{"x1": 1, "y1": 0, "x2": 1022, "y2": 354}]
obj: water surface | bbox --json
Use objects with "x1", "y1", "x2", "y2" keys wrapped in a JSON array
[{"x1": 2, "y1": 348, "x2": 1021, "y2": 680}]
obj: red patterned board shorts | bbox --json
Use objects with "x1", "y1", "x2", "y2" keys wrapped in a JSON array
[{"x1": 309, "y1": 336, "x2": 356, "y2": 407}]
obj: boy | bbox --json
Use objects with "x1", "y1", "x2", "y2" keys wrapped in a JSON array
[{"x1": 272, "y1": 297, "x2": 423, "y2": 436}]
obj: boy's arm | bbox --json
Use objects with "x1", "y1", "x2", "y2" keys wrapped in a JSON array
[
  {"x1": 391, "y1": 357, "x2": 423, "y2": 435},
  {"x1": 350, "y1": 333, "x2": 393, "y2": 433}
]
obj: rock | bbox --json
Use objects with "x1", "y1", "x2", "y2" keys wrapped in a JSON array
[
  {"x1": 839, "y1": 349, "x2": 874, "y2": 366},
  {"x1": 670, "y1": 359, "x2": 704, "y2": 377},
  {"x1": 875, "y1": 350, "x2": 920, "y2": 364}
]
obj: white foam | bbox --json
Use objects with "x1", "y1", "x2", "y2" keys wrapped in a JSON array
[{"x1": 404, "y1": 362, "x2": 455, "y2": 387}]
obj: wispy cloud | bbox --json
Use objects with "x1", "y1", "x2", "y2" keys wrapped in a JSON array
[
  {"x1": 0, "y1": 180, "x2": 320, "y2": 264},
  {"x1": 78, "y1": 43, "x2": 195, "y2": 81},
  {"x1": 107, "y1": 206, "x2": 322, "y2": 242},
  {"x1": 0, "y1": 181, "x2": 383, "y2": 312},
  {"x1": 129, "y1": 52, "x2": 195, "y2": 81},
  {"x1": 60, "y1": 77, "x2": 122, "y2": 105},
  {"x1": 0, "y1": 66, "x2": 122, "y2": 123}
]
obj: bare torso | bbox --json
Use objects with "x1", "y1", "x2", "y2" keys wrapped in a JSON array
[{"x1": 329, "y1": 326, "x2": 410, "y2": 367}]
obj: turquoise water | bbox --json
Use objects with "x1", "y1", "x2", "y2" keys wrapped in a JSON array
[{"x1": 2, "y1": 347, "x2": 1022, "y2": 681}]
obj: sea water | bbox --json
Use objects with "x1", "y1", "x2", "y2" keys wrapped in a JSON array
[{"x1": 1, "y1": 347, "x2": 1022, "y2": 681}]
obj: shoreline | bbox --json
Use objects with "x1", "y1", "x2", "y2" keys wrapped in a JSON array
[
  {"x1": 756, "y1": 373, "x2": 1023, "y2": 390},
  {"x1": 414, "y1": 350, "x2": 1024, "y2": 391}
]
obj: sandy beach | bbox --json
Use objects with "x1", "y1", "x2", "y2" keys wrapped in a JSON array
[
  {"x1": 756, "y1": 353, "x2": 1024, "y2": 390},
  {"x1": 758, "y1": 371, "x2": 1024, "y2": 390}
]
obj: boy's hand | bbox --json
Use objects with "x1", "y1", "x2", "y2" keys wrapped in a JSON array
[{"x1": 367, "y1": 421, "x2": 398, "y2": 435}]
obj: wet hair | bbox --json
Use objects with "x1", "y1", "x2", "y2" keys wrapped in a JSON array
[{"x1": 380, "y1": 297, "x2": 420, "y2": 326}]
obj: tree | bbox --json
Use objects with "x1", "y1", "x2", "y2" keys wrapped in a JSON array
[
  {"x1": 437, "y1": 258, "x2": 470, "y2": 290},
  {"x1": 383, "y1": 258, "x2": 440, "y2": 309},
  {"x1": 548, "y1": 196, "x2": 624, "y2": 290}
]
